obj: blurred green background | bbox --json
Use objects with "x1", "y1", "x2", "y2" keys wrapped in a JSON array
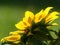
[{"x1": 0, "y1": 0, "x2": 60, "y2": 40}]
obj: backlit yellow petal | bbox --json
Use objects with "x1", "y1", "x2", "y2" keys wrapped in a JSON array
[
  {"x1": 52, "y1": 23, "x2": 58, "y2": 26},
  {"x1": 46, "y1": 26, "x2": 51, "y2": 29},
  {"x1": 46, "y1": 11, "x2": 59, "y2": 18},
  {"x1": 7, "y1": 35, "x2": 21, "y2": 42},
  {"x1": 46, "y1": 11, "x2": 59, "y2": 23},
  {"x1": 1, "y1": 35, "x2": 21, "y2": 42},
  {"x1": 35, "y1": 9, "x2": 43, "y2": 23},
  {"x1": 25, "y1": 11, "x2": 34, "y2": 20},
  {"x1": 15, "y1": 21, "x2": 27, "y2": 30},
  {"x1": 23, "y1": 17, "x2": 31, "y2": 27},
  {"x1": 9, "y1": 30, "x2": 25, "y2": 35},
  {"x1": 1, "y1": 37, "x2": 8, "y2": 42},
  {"x1": 49, "y1": 16, "x2": 59, "y2": 23},
  {"x1": 43, "y1": 7, "x2": 53, "y2": 17},
  {"x1": 13, "y1": 41, "x2": 20, "y2": 44},
  {"x1": 46, "y1": 23, "x2": 58, "y2": 29}
]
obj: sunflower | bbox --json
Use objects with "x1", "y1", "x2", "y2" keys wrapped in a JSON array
[{"x1": 15, "y1": 7, "x2": 59, "y2": 30}]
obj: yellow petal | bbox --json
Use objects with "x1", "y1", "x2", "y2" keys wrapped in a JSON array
[
  {"x1": 43, "y1": 7, "x2": 53, "y2": 17},
  {"x1": 24, "y1": 11, "x2": 34, "y2": 26},
  {"x1": 46, "y1": 26, "x2": 51, "y2": 29},
  {"x1": 13, "y1": 41, "x2": 20, "y2": 44},
  {"x1": 15, "y1": 21, "x2": 27, "y2": 30},
  {"x1": 46, "y1": 11, "x2": 59, "y2": 23},
  {"x1": 23, "y1": 17, "x2": 32, "y2": 27},
  {"x1": 25, "y1": 11, "x2": 34, "y2": 20},
  {"x1": 1, "y1": 37, "x2": 8, "y2": 42},
  {"x1": 35, "y1": 9, "x2": 43, "y2": 23},
  {"x1": 52, "y1": 23, "x2": 58, "y2": 26},
  {"x1": 1, "y1": 35, "x2": 21, "y2": 42},
  {"x1": 46, "y1": 16, "x2": 59, "y2": 23},
  {"x1": 7, "y1": 35, "x2": 21, "y2": 42},
  {"x1": 9, "y1": 30, "x2": 25, "y2": 35},
  {"x1": 46, "y1": 11, "x2": 59, "y2": 18},
  {"x1": 49, "y1": 16, "x2": 59, "y2": 23},
  {"x1": 46, "y1": 23, "x2": 58, "y2": 29}
]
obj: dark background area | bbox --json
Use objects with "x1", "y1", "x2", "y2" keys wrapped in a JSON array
[
  {"x1": 0, "y1": 0, "x2": 60, "y2": 13},
  {"x1": 0, "y1": 0, "x2": 60, "y2": 7},
  {"x1": 0, "y1": 0, "x2": 60, "y2": 9}
]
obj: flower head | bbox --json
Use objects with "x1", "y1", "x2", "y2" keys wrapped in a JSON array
[
  {"x1": 1, "y1": 7, "x2": 60, "y2": 45},
  {"x1": 15, "y1": 7, "x2": 59, "y2": 30}
]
